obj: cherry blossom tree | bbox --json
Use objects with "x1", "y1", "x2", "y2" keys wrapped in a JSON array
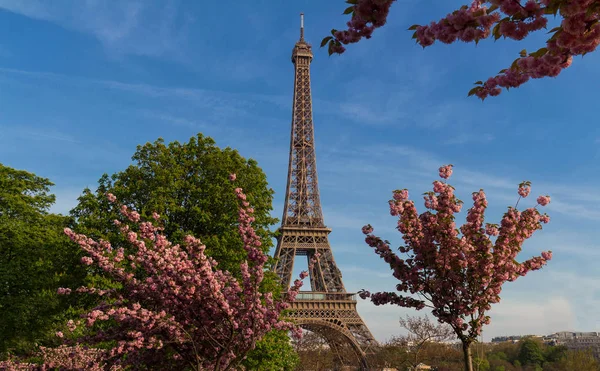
[
  {"x1": 324, "y1": 0, "x2": 599, "y2": 99},
  {"x1": 358, "y1": 165, "x2": 552, "y2": 371},
  {"x1": 0, "y1": 345, "x2": 118, "y2": 370},
  {"x1": 11, "y1": 175, "x2": 308, "y2": 371}
]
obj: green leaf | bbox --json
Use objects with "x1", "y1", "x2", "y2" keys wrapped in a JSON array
[
  {"x1": 549, "y1": 29, "x2": 562, "y2": 41},
  {"x1": 407, "y1": 24, "x2": 420, "y2": 31},
  {"x1": 474, "y1": 81, "x2": 483, "y2": 85},
  {"x1": 331, "y1": 28, "x2": 337, "y2": 36},
  {"x1": 488, "y1": 4, "x2": 499, "y2": 12},
  {"x1": 492, "y1": 23, "x2": 501, "y2": 41},
  {"x1": 343, "y1": 6, "x2": 354, "y2": 14},
  {"x1": 468, "y1": 87, "x2": 482, "y2": 97},
  {"x1": 543, "y1": 1, "x2": 560, "y2": 16},
  {"x1": 320, "y1": 36, "x2": 333, "y2": 48},
  {"x1": 345, "y1": 0, "x2": 358, "y2": 4},
  {"x1": 547, "y1": 26, "x2": 561, "y2": 34},
  {"x1": 510, "y1": 58, "x2": 520, "y2": 70},
  {"x1": 529, "y1": 47, "x2": 548, "y2": 58},
  {"x1": 519, "y1": 49, "x2": 527, "y2": 57}
]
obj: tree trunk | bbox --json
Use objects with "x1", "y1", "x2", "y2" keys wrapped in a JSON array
[{"x1": 462, "y1": 341, "x2": 473, "y2": 371}]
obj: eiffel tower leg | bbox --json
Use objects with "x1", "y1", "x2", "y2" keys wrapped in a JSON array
[{"x1": 273, "y1": 238, "x2": 296, "y2": 289}]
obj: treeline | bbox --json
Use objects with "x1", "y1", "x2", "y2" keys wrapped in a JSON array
[{"x1": 293, "y1": 335, "x2": 600, "y2": 370}]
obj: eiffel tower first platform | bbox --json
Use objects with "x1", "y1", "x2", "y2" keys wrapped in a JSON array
[{"x1": 273, "y1": 14, "x2": 378, "y2": 370}]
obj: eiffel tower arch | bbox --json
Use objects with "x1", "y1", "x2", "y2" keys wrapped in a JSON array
[{"x1": 272, "y1": 14, "x2": 378, "y2": 370}]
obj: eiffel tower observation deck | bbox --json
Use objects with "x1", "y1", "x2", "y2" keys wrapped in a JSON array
[{"x1": 272, "y1": 13, "x2": 378, "y2": 370}]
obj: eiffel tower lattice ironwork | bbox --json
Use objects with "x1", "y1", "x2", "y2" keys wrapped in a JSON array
[{"x1": 273, "y1": 13, "x2": 378, "y2": 369}]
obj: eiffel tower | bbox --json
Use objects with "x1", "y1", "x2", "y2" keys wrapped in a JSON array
[{"x1": 273, "y1": 14, "x2": 377, "y2": 370}]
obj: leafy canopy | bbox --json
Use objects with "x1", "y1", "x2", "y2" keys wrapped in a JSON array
[{"x1": 0, "y1": 164, "x2": 85, "y2": 356}]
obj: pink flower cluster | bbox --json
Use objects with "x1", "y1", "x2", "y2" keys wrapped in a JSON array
[
  {"x1": 57, "y1": 182, "x2": 307, "y2": 370},
  {"x1": 360, "y1": 165, "x2": 552, "y2": 344},
  {"x1": 518, "y1": 181, "x2": 531, "y2": 198},
  {"x1": 0, "y1": 345, "x2": 116, "y2": 371},
  {"x1": 323, "y1": 0, "x2": 395, "y2": 54},
  {"x1": 439, "y1": 164, "x2": 453, "y2": 179},
  {"x1": 329, "y1": 0, "x2": 599, "y2": 99},
  {"x1": 416, "y1": 0, "x2": 597, "y2": 99},
  {"x1": 537, "y1": 195, "x2": 551, "y2": 206}
]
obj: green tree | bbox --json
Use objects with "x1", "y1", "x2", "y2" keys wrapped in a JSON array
[
  {"x1": 517, "y1": 339, "x2": 544, "y2": 368},
  {"x1": 0, "y1": 164, "x2": 84, "y2": 356},
  {"x1": 473, "y1": 356, "x2": 490, "y2": 371},
  {"x1": 69, "y1": 133, "x2": 293, "y2": 367},
  {"x1": 543, "y1": 345, "x2": 568, "y2": 363},
  {"x1": 70, "y1": 134, "x2": 278, "y2": 272},
  {"x1": 544, "y1": 349, "x2": 600, "y2": 371},
  {"x1": 242, "y1": 330, "x2": 299, "y2": 371}
]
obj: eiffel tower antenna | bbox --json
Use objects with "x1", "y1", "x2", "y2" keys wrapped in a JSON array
[
  {"x1": 300, "y1": 12, "x2": 304, "y2": 40},
  {"x1": 273, "y1": 13, "x2": 377, "y2": 370}
]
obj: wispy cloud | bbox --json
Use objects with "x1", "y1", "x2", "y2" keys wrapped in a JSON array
[
  {"x1": 137, "y1": 110, "x2": 208, "y2": 130},
  {"x1": 0, "y1": 67, "x2": 289, "y2": 124},
  {"x1": 485, "y1": 296, "x2": 576, "y2": 341},
  {"x1": 0, "y1": 124, "x2": 81, "y2": 144},
  {"x1": 316, "y1": 140, "x2": 600, "y2": 224},
  {"x1": 530, "y1": 230, "x2": 600, "y2": 258},
  {"x1": 0, "y1": 0, "x2": 193, "y2": 59},
  {"x1": 547, "y1": 198, "x2": 600, "y2": 221}
]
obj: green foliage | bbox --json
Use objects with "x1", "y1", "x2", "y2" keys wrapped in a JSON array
[
  {"x1": 0, "y1": 164, "x2": 86, "y2": 356},
  {"x1": 543, "y1": 344, "x2": 568, "y2": 363},
  {"x1": 242, "y1": 330, "x2": 299, "y2": 371},
  {"x1": 473, "y1": 356, "x2": 490, "y2": 371},
  {"x1": 517, "y1": 339, "x2": 544, "y2": 367},
  {"x1": 68, "y1": 134, "x2": 294, "y2": 365},
  {"x1": 545, "y1": 349, "x2": 600, "y2": 371},
  {"x1": 70, "y1": 134, "x2": 277, "y2": 273}
]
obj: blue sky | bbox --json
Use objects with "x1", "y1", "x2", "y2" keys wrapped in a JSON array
[{"x1": 1, "y1": 0, "x2": 600, "y2": 343}]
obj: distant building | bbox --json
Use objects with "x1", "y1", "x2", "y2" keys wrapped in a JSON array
[
  {"x1": 491, "y1": 335, "x2": 542, "y2": 343},
  {"x1": 545, "y1": 332, "x2": 600, "y2": 358}
]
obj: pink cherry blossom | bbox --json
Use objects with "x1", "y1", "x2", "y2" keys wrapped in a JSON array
[
  {"x1": 438, "y1": 164, "x2": 453, "y2": 179},
  {"x1": 485, "y1": 223, "x2": 499, "y2": 236},
  {"x1": 327, "y1": 0, "x2": 600, "y2": 100},
  {"x1": 518, "y1": 185, "x2": 531, "y2": 198},
  {"x1": 361, "y1": 165, "x2": 552, "y2": 371},
  {"x1": 393, "y1": 189, "x2": 409, "y2": 201},
  {"x1": 229, "y1": 173, "x2": 237, "y2": 181},
  {"x1": 54, "y1": 181, "x2": 310, "y2": 370},
  {"x1": 537, "y1": 195, "x2": 551, "y2": 206},
  {"x1": 56, "y1": 287, "x2": 71, "y2": 295}
]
